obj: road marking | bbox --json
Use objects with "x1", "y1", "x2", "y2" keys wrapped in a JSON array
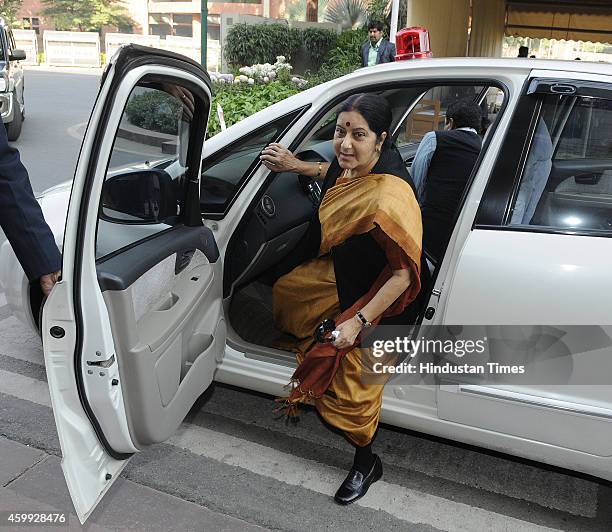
[
  {"x1": 0, "y1": 369, "x2": 50, "y2": 407},
  {"x1": 0, "y1": 368, "x2": 562, "y2": 531},
  {"x1": 168, "y1": 424, "x2": 559, "y2": 532}
]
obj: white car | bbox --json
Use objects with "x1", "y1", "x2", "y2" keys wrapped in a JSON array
[{"x1": 1, "y1": 45, "x2": 612, "y2": 522}]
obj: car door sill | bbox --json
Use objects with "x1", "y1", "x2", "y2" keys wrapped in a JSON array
[{"x1": 226, "y1": 333, "x2": 297, "y2": 368}]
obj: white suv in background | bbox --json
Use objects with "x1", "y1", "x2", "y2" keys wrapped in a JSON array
[{"x1": 0, "y1": 16, "x2": 26, "y2": 140}]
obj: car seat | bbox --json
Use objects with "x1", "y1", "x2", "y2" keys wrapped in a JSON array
[{"x1": 510, "y1": 119, "x2": 553, "y2": 225}]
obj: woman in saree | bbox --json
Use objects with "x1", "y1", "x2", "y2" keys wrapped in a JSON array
[{"x1": 259, "y1": 93, "x2": 422, "y2": 504}]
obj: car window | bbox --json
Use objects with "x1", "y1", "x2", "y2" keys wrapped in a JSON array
[
  {"x1": 555, "y1": 97, "x2": 612, "y2": 161},
  {"x1": 4, "y1": 29, "x2": 12, "y2": 54},
  {"x1": 8, "y1": 29, "x2": 16, "y2": 52},
  {"x1": 96, "y1": 80, "x2": 194, "y2": 260},
  {"x1": 303, "y1": 86, "x2": 425, "y2": 149},
  {"x1": 0, "y1": 31, "x2": 6, "y2": 60},
  {"x1": 509, "y1": 93, "x2": 612, "y2": 230},
  {"x1": 200, "y1": 109, "x2": 304, "y2": 216},
  {"x1": 395, "y1": 85, "x2": 487, "y2": 147}
]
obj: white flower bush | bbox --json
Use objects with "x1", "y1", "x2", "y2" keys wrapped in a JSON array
[
  {"x1": 209, "y1": 72, "x2": 234, "y2": 84},
  {"x1": 225, "y1": 56, "x2": 307, "y2": 88}
]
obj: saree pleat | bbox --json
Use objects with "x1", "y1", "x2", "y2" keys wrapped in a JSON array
[{"x1": 273, "y1": 256, "x2": 392, "y2": 445}]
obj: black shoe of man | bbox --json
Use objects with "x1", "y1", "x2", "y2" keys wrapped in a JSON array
[{"x1": 334, "y1": 454, "x2": 383, "y2": 505}]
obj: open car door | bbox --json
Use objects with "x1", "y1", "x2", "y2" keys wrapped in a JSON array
[{"x1": 42, "y1": 45, "x2": 225, "y2": 523}]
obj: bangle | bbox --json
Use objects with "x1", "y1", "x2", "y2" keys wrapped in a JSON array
[
  {"x1": 355, "y1": 310, "x2": 372, "y2": 328},
  {"x1": 316, "y1": 161, "x2": 322, "y2": 178}
]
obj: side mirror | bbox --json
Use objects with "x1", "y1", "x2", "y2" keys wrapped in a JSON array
[
  {"x1": 10, "y1": 49, "x2": 26, "y2": 61},
  {"x1": 101, "y1": 169, "x2": 178, "y2": 224}
]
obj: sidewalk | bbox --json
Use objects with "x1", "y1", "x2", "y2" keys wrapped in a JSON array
[{"x1": 0, "y1": 437, "x2": 267, "y2": 531}]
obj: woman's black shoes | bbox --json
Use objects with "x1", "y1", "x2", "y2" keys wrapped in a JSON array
[{"x1": 334, "y1": 455, "x2": 383, "y2": 505}]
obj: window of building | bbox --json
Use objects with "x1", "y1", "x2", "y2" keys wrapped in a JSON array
[
  {"x1": 22, "y1": 17, "x2": 41, "y2": 34},
  {"x1": 173, "y1": 14, "x2": 193, "y2": 37},
  {"x1": 207, "y1": 25, "x2": 220, "y2": 42},
  {"x1": 149, "y1": 14, "x2": 192, "y2": 38}
]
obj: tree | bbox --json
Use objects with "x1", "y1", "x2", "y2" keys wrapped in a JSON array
[
  {"x1": 0, "y1": 0, "x2": 23, "y2": 24},
  {"x1": 324, "y1": 0, "x2": 368, "y2": 30},
  {"x1": 42, "y1": 0, "x2": 133, "y2": 32}
]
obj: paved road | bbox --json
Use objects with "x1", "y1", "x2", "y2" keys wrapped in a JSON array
[
  {"x1": 14, "y1": 68, "x2": 102, "y2": 194},
  {"x1": 1, "y1": 69, "x2": 612, "y2": 531},
  {"x1": 1, "y1": 293, "x2": 612, "y2": 531}
]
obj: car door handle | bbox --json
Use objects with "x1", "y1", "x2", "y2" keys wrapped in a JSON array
[{"x1": 175, "y1": 249, "x2": 196, "y2": 274}]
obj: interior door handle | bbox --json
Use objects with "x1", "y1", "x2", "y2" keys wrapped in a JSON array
[{"x1": 175, "y1": 249, "x2": 196, "y2": 274}]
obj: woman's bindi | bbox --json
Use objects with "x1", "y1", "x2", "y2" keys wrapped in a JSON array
[{"x1": 345, "y1": 121, "x2": 350, "y2": 126}]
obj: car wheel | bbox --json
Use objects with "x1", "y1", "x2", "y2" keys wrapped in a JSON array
[{"x1": 6, "y1": 92, "x2": 23, "y2": 141}]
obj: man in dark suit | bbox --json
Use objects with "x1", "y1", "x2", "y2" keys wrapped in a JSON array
[
  {"x1": 0, "y1": 123, "x2": 61, "y2": 296},
  {"x1": 361, "y1": 21, "x2": 396, "y2": 67}
]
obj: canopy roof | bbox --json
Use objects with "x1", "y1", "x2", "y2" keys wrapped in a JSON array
[{"x1": 506, "y1": 0, "x2": 612, "y2": 43}]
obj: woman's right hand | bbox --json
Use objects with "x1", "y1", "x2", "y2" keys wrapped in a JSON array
[{"x1": 260, "y1": 143, "x2": 300, "y2": 173}]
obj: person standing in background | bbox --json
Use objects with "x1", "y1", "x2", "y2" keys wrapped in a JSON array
[
  {"x1": 0, "y1": 123, "x2": 61, "y2": 296},
  {"x1": 361, "y1": 21, "x2": 396, "y2": 67}
]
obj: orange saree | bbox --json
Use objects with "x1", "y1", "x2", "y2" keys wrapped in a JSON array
[{"x1": 273, "y1": 172, "x2": 422, "y2": 445}]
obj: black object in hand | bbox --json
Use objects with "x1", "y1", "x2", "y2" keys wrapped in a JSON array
[{"x1": 315, "y1": 319, "x2": 336, "y2": 343}]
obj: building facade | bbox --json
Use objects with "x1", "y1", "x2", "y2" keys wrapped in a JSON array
[
  {"x1": 136, "y1": 0, "x2": 293, "y2": 44},
  {"x1": 17, "y1": 0, "x2": 295, "y2": 49}
]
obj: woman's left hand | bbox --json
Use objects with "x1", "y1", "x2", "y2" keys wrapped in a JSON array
[{"x1": 332, "y1": 317, "x2": 362, "y2": 349}]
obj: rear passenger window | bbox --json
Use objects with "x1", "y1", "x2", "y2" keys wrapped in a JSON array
[
  {"x1": 509, "y1": 93, "x2": 612, "y2": 231},
  {"x1": 395, "y1": 85, "x2": 491, "y2": 147},
  {"x1": 555, "y1": 97, "x2": 612, "y2": 161}
]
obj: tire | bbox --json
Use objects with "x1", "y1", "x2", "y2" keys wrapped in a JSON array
[{"x1": 6, "y1": 92, "x2": 22, "y2": 141}]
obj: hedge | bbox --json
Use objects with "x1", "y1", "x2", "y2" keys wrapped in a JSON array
[{"x1": 225, "y1": 23, "x2": 338, "y2": 74}]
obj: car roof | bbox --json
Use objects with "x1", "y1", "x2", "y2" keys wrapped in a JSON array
[
  {"x1": 204, "y1": 55, "x2": 612, "y2": 154},
  {"x1": 360, "y1": 56, "x2": 612, "y2": 78}
]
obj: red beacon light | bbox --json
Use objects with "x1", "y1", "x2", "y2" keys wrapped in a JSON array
[{"x1": 395, "y1": 26, "x2": 433, "y2": 61}]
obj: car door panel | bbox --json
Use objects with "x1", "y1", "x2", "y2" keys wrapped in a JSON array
[
  {"x1": 429, "y1": 74, "x2": 612, "y2": 474},
  {"x1": 437, "y1": 229, "x2": 612, "y2": 458},
  {"x1": 42, "y1": 45, "x2": 217, "y2": 522},
  {"x1": 438, "y1": 384, "x2": 612, "y2": 457},
  {"x1": 97, "y1": 225, "x2": 219, "y2": 291},
  {"x1": 98, "y1": 225, "x2": 223, "y2": 447},
  {"x1": 101, "y1": 249, "x2": 225, "y2": 447}
]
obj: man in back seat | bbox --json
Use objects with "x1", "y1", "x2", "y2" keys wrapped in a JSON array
[{"x1": 411, "y1": 98, "x2": 483, "y2": 262}]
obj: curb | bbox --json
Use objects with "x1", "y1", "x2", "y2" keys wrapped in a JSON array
[{"x1": 116, "y1": 123, "x2": 177, "y2": 154}]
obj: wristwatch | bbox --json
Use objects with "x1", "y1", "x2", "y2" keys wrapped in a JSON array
[{"x1": 355, "y1": 310, "x2": 372, "y2": 328}]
